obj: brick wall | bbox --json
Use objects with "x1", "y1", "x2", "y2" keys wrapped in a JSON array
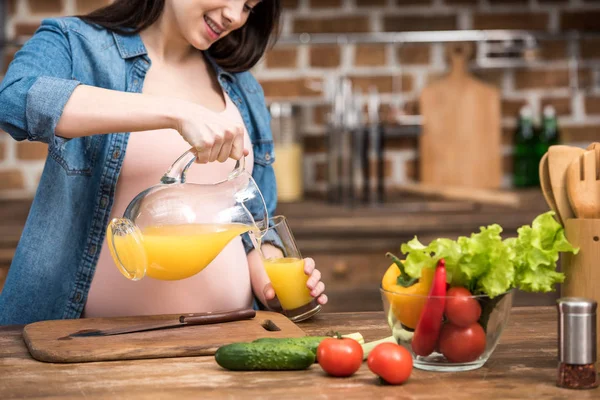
[
  {"x1": 1, "y1": 0, "x2": 600, "y2": 199},
  {"x1": 0, "y1": 0, "x2": 110, "y2": 199}
]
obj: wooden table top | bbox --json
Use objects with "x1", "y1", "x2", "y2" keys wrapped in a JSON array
[{"x1": 1, "y1": 307, "x2": 598, "y2": 399}]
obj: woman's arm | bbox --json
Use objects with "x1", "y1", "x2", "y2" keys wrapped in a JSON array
[
  {"x1": 57, "y1": 85, "x2": 246, "y2": 162},
  {"x1": 0, "y1": 19, "x2": 245, "y2": 162},
  {"x1": 0, "y1": 19, "x2": 166, "y2": 142},
  {"x1": 0, "y1": 19, "x2": 78, "y2": 143},
  {"x1": 248, "y1": 247, "x2": 277, "y2": 309},
  {"x1": 55, "y1": 85, "x2": 179, "y2": 138}
]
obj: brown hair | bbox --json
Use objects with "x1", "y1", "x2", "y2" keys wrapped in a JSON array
[{"x1": 80, "y1": 0, "x2": 281, "y2": 72}]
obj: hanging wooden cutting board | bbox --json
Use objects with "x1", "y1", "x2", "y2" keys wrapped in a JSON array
[
  {"x1": 22, "y1": 311, "x2": 306, "y2": 363},
  {"x1": 418, "y1": 43, "x2": 503, "y2": 189}
]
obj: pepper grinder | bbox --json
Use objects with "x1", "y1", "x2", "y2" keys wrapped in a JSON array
[{"x1": 556, "y1": 297, "x2": 599, "y2": 390}]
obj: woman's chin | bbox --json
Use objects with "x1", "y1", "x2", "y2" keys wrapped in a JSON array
[
  {"x1": 193, "y1": 42, "x2": 212, "y2": 51},
  {"x1": 187, "y1": 34, "x2": 213, "y2": 51}
]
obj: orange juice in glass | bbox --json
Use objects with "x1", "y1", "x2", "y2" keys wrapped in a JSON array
[
  {"x1": 260, "y1": 216, "x2": 321, "y2": 322},
  {"x1": 263, "y1": 257, "x2": 313, "y2": 310}
]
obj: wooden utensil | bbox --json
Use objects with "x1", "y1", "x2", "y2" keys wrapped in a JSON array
[
  {"x1": 547, "y1": 145, "x2": 584, "y2": 223},
  {"x1": 419, "y1": 42, "x2": 502, "y2": 189},
  {"x1": 561, "y1": 218, "x2": 600, "y2": 369},
  {"x1": 539, "y1": 152, "x2": 561, "y2": 223},
  {"x1": 23, "y1": 310, "x2": 306, "y2": 363},
  {"x1": 566, "y1": 148, "x2": 600, "y2": 218}
]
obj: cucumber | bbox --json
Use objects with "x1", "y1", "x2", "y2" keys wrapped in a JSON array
[
  {"x1": 252, "y1": 336, "x2": 329, "y2": 355},
  {"x1": 214, "y1": 342, "x2": 316, "y2": 371}
]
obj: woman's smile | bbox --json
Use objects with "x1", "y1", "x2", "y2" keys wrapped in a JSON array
[{"x1": 204, "y1": 15, "x2": 224, "y2": 40}]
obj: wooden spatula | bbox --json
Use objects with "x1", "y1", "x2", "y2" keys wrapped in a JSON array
[
  {"x1": 539, "y1": 152, "x2": 561, "y2": 223},
  {"x1": 548, "y1": 145, "x2": 584, "y2": 223},
  {"x1": 566, "y1": 148, "x2": 600, "y2": 219}
]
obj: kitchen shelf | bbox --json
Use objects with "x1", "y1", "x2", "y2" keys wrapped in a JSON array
[
  {"x1": 275, "y1": 30, "x2": 600, "y2": 94},
  {"x1": 3, "y1": 29, "x2": 600, "y2": 51},
  {"x1": 277, "y1": 29, "x2": 600, "y2": 46},
  {"x1": 3, "y1": 29, "x2": 599, "y2": 79}
]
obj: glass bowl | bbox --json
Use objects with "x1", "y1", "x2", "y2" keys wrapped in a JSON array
[{"x1": 380, "y1": 287, "x2": 514, "y2": 372}]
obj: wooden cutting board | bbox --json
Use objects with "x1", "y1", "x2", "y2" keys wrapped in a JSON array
[
  {"x1": 419, "y1": 43, "x2": 502, "y2": 189},
  {"x1": 22, "y1": 311, "x2": 306, "y2": 363}
]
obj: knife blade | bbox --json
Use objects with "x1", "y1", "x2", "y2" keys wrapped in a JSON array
[{"x1": 69, "y1": 308, "x2": 256, "y2": 337}]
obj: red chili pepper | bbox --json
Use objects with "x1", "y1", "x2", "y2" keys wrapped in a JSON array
[{"x1": 411, "y1": 258, "x2": 447, "y2": 357}]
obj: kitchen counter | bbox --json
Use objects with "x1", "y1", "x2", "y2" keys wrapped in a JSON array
[
  {"x1": 1, "y1": 307, "x2": 597, "y2": 399},
  {"x1": 276, "y1": 189, "x2": 548, "y2": 253},
  {"x1": 0, "y1": 189, "x2": 548, "y2": 255}
]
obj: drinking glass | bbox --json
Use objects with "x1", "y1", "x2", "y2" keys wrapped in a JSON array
[{"x1": 259, "y1": 215, "x2": 321, "y2": 322}]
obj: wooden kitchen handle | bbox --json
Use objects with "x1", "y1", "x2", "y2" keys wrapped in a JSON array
[{"x1": 180, "y1": 308, "x2": 256, "y2": 325}]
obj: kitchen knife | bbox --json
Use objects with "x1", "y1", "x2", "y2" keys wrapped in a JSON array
[{"x1": 68, "y1": 308, "x2": 256, "y2": 337}]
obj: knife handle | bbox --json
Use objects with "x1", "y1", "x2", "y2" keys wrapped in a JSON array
[{"x1": 179, "y1": 308, "x2": 256, "y2": 325}]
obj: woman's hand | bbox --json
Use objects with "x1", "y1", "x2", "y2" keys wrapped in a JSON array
[
  {"x1": 174, "y1": 101, "x2": 249, "y2": 163},
  {"x1": 263, "y1": 257, "x2": 328, "y2": 307}
]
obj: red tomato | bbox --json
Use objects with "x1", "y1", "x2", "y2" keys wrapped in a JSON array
[
  {"x1": 444, "y1": 287, "x2": 482, "y2": 327},
  {"x1": 367, "y1": 343, "x2": 413, "y2": 385},
  {"x1": 438, "y1": 322, "x2": 486, "y2": 363},
  {"x1": 317, "y1": 338, "x2": 363, "y2": 377}
]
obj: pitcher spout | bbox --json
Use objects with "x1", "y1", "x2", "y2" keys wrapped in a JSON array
[{"x1": 106, "y1": 218, "x2": 147, "y2": 281}]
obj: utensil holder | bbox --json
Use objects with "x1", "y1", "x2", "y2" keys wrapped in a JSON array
[{"x1": 561, "y1": 218, "x2": 600, "y2": 369}]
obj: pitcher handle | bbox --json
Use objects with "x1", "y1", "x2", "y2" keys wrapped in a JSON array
[{"x1": 161, "y1": 149, "x2": 246, "y2": 184}]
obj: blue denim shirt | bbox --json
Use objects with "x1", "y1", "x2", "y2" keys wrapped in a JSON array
[{"x1": 0, "y1": 17, "x2": 277, "y2": 325}]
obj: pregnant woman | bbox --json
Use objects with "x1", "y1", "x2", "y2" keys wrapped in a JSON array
[{"x1": 0, "y1": 0, "x2": 327, "y2": 325}]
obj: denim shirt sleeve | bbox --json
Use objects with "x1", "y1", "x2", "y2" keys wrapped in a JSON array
[{"x1": 0, "y1": 18, "x2": 80, "y2": 144}]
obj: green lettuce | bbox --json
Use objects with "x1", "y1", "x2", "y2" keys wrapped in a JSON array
[
  {"x1": 508, "y1": 212, "x2": 579, "y2": 293},
  {"x1": 398, "y1": 211, "x2": 578, "y2": 298}
]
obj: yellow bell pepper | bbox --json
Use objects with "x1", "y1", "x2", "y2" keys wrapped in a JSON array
[{"x1": 381, "y1": 256, "x2": 435, "y2": 330}]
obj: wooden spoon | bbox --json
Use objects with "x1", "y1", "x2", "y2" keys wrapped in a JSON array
[
  {"x1": 548, "y1": 145, "x2": 584, "y2": 223},
  {"x1": 539, "y1": 152, "x2": 561, "y2": 223},
  {"x1": 587, "y1": 142, "x2": 600, "y2": 151},
  {"x1": 566, "y1": 148, "x2": 600, "y2": 218}
]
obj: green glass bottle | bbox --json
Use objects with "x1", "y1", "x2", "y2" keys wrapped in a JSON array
[
  {"x1": 536, "y1": 105, "x2": 560, "y2": 160},
  {"x1": 513, "y1": 105, "x2": 537, "y2": 188}
]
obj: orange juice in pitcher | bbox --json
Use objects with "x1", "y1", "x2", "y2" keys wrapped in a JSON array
[
  {"x1": 107, "y1": 149, "x2": 269, "y2": 281},
  {"x1": 108, "y1": 223, "x2": 250, "y2": 281}
]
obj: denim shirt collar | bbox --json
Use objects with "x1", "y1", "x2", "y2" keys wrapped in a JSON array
[
  {"x1": 111, "y1": 30, "x2": 236, "y2": 82},
  {"x1": 111, "y1": 30, "x2": 147, "y2": 59}
]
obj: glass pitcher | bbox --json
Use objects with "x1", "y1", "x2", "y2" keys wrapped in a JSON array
[{"x1": 106, "y1": 149, "x2": 268, "y2": 281}]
